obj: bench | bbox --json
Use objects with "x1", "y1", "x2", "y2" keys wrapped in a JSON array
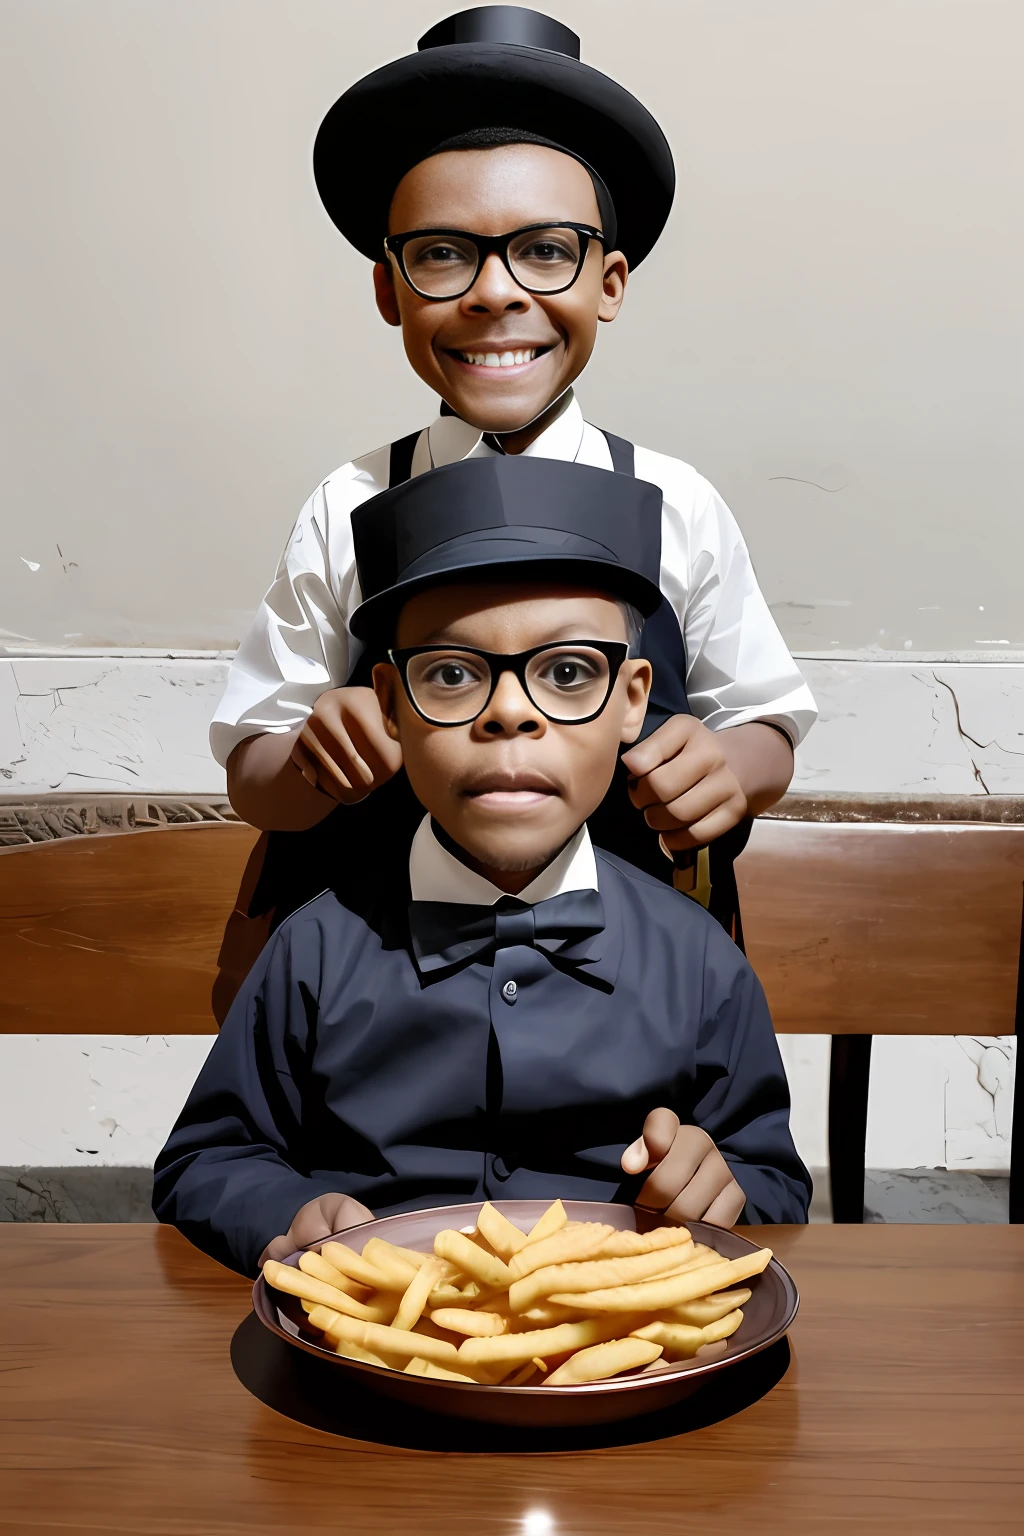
[{"x1": 3, "y1": 793, "x2": 1020, "y2": 1223}]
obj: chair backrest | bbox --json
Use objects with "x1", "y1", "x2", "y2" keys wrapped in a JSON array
[
  {"x1": 736, "y1": 818, "x2": 1024, "y2": 1035},
  {"x1": 0, "y1": 822, "x2": 259, "y2": 1033}
]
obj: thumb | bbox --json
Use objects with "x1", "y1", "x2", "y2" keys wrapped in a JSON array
[{"x1": 621, "y1": 1107, "x2": 680, "y2": 1175}]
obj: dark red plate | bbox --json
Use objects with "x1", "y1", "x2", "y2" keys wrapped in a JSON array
[{"x1": 252, "y1": 1199, "x2": 798, "y2": 1427}]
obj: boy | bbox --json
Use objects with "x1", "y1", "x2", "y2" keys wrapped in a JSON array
[
  {"x1": 156, "y1": 457, "x2": 810, "y2": 1277},
  {"x1": 212, "y1": 5, "x2": 816, "y2": 939}
]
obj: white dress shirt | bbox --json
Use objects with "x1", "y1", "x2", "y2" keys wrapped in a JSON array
[
  {"x1": 210, "y1": 392, "x2": 817, "y2": 766},
  {"x1": 408, "y1": 815, "x2": 598, "y2": 906}
]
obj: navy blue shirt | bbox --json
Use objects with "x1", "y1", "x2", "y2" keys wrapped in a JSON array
[{"x1": 154, "y1": 849, "x2": 811, "y2": 1275}]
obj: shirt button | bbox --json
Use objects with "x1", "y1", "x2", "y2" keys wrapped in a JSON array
[{"x1": 501, "y1": 979, "x2": 518, "y2": 1005}]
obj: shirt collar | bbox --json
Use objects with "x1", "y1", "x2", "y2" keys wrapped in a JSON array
[
  {"x1": 408, "y1": 814, "x2": 598, "y2": 906},
  {"x1": 419, "y1": 390, "x2": 585, "y2": 473}
]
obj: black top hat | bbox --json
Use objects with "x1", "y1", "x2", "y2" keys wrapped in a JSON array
[
  {"x1": 314, "y1": 6, "x2": 674, "y2": 270},
  {"x1": 349, "y1": 455, "x2": 664, "y2": 640}
]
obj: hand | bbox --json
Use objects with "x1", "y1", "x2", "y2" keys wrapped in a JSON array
[
  {"x1": 621, "y1": 715, "x2": 748, "y2": 852},
  {"x1": 259, "y1": 1192, "x2": 374, "y2": 1268},
  {"x1": 621, "y1": 1108, "x2": 746, "y2": 1226},
  {"x1": 290, "y1": 687, "x2": 403, "y2": 805}
]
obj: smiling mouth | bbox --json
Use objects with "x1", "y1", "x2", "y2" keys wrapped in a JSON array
[{"x1": 447, "y1": 346, "x2": 553, "y2": 369}]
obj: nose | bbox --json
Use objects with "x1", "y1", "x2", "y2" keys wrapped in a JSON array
[
  {"x1": 472, "y1": 667, "x2": 545, "y2": 738},
  {"x1": 460, "y1": 251, "x2": 531, "y2": 315}
]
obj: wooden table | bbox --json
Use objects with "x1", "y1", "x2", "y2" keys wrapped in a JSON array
[{"x1": 1, "y1": 1225, "x2": 1022, "y2": 1534}]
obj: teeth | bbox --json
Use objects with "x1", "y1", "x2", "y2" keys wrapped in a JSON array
[{"x1": 458, "y1": 349, "x2": 538, "y2": 367}]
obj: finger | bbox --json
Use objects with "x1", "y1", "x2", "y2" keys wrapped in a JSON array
[
  {"x1": 641, "y1": 768, "x2": 736, "y2": 829},
  {"x1": 621, "y1": 715, "x2": 699, "y2": 778},
  {"x1": 627, "y1": 751, "x2": 712, "y2": 812},
  {"x1": 641, "y1": 1106, "x2": 681, "y2": 1165},
  {"x1": 303, "y1": 717, "x2": 371, "y2": 788},
  {"x1": 620, "y1": 1135, "x2": 649, "y2": 1175},
  {"x1": 324, "y1": 1193, "x2": 375, "y2": 1232},
  {"x1": 259, "y1": 1232, "x2": 297, "y2": 1267},
  {"x1": 637, "y1": 1125, "x2": 712, "y2": 1211},
  {"x1": 702, "y1": 1180, "x2": 747, "y2": 1228},
  {"x1": 343, "y1": 693, "x2": 405, "y2": 775},
  {"x1": 289, "y1": 1199, "x2": 341, "y2": 1252},
  {"x1": 662, "y1": 1146, "x2": 736, "y2": 1223},
  {"x1": 289, "y1": 737, "x2": 322, "y2": 789}
]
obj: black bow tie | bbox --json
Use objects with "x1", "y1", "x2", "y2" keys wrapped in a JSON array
[{"x1": 408, "y1": 889, "x2": 605, "y2": 976}]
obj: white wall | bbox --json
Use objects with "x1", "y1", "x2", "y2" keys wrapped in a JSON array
[{"x1": 2, "y1": 0, "x2": 1022, "y2": 652}]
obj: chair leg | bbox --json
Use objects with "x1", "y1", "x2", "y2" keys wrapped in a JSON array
[{"x1": 828, "y1": 1035, "x2": 873, "y2": 1223}]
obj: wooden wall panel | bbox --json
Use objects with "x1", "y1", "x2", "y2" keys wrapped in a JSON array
[
  {"x1": 0, "y1": 825, "x2": 259, "y2": 1034},
  {"x1": 737, "y1": 820, "x2": 1024, "y2": 1035}
]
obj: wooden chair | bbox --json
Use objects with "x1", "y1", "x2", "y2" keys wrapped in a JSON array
[
  {"x1": 736, "y1": 817, "x2": 1024, "y2": 1222},
  {"x1": 0, "y1": 816, "x2": 259, "y2": 1034}
]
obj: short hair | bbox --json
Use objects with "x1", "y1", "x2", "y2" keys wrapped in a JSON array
[
  {"x1": 422, "y1": 127, "x2": 618, "y2": 248},
  {"x1": 618, "y1": 600, "x2": 644, "y2": 657}
]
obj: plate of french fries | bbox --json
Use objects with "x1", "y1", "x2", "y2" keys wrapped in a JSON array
[{"x1": 254, "y1": 1199, "x2": 798, "y2": 1426}]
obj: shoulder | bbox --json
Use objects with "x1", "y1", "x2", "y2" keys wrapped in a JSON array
[
  {"x1": 595, "y1": 850, "x2": 752, "y2": 978},
  {"x1": 265, "y1": 887, "x2": 380, "y2": 965},
  {"x1": 596, "y1": 849, "x2": 709, "y2": 928}
]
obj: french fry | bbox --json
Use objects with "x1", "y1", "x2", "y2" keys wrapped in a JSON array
[
  {"x1": 458, "y1": 1314, "x2": 637, "y2": 1368},
  {"x1": 263, "y1": 1260, "x2": 395, "y2": 1323},
  {"x1": 392, "y1": 1257, "x2": 446, "y2": 1332},
  {"x1": 295, "y1": 1207, "x2": 773, "y2": 1393},
  {"x1": 430, "y1": 1307, "x2": 509, "y2": 1337},
  {"x1": 545, "y1": 1337, "x2": 663, "y2": 1386},
  {"x1": 476, "y1": 1201, "x2": 529, "y2": 1258},
  {"x1": 404, "y1": 1357, "x2": 478, "y2": 1383},
  {"x1": 315, "y1": 1308, "x2": 460, "y2": 1365},
  {"x1": 700, "y1": 1308, "x2": 744, "y2": 1345},
  {"x1": 297, "y1": 1251, "x2": 370, "y2": 1296},
  {"x1": 522, "y1": 1199, "x2": 568, "y2": 1247},
  {"x1": 661, "y1": 1288, "x2": 752, "y2": 1327},
  {"x1": 332, "y1": 1338, "x2": 392, "y2": 1368},
  {"x1": 508, "y1": 1241, "x2": 695, "y2": 1313},
  {"x1": 584, "y1": 1226, "x2": 693, "y2": 1260},
  {"x1": 508, "y1": 1223, "x2": 618, "y2": 1281},
  {"x1": 319, "y1": 1241, "x2": 395, "y2": 1290},
  {"x1": 506, "y1": 1361, "x2": 542, "y2": 1386},
  {"x1": 361, "y1": 1238, "x2": 419, "y2": 1290},
  {"x1": 434, "y1": 1230, "x2": 513, "y2": 1290},
  {"x1": 549, "y1": 1248, "x2": 772, "y2": 1314},
  {"x1": 515, "y1": 1301, "x2": 578, "y2": 1328},
  {"x1": 629, "y1": 1321, "x2": 707, "y2": 1358}
]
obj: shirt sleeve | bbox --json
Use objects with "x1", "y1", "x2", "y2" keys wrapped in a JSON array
[
  {"x1": 690, "y1": 919, "x2": 813, "y2": 1223},
  {"x1": 152, "y1": 916, "x2": 345, "y2": 1276},
  {"x1": 648, "y1": 454, "x2": 818, "y2": 747},
  {"x1": 208, "y1": 452, "x2": 388, "y2": 768}
]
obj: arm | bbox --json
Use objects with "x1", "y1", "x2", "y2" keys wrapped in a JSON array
[
  {"x1": 622, "y1": 470, "x2": 811, "y2": 846},
  {"x1": 226, "y1": 686, "x2": 402, "y2": 832},
  {"x1": 689, "y1": 925, "x2": 812, "y2": 1222},
  {"x1": 153, "y1": 916, "x2": 364, "y2": 1275}
]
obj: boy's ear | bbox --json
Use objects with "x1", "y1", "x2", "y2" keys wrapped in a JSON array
[
  {"x1": 598, "y1": 251, "x2": 629, "y2": 325},
  {"x1": 372, "y1": 661, "x2": 402, "y2": 740},
  {"x1": 373, "y1": 261, "x2": 402, "y2": 327},
  {"x1": 619, "y1": 658, "x2": 653, "y2": 744}
]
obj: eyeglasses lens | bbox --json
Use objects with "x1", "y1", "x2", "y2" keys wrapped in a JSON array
[{"x1": 406, "y1": 647, "x2": 611, "y2": 724}]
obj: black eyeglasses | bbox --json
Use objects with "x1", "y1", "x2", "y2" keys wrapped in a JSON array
[
  {"x1": 388, "y1": 640, "x2": 630, "y2": 727},
  {"x1": 383, "y1": 223, "x2": 606, "y2": 301}
]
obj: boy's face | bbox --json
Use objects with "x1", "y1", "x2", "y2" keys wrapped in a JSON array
[
  {"x1": 373, "y1": 582, "x2": 651, "y2": 890},
  {"x1": 374, "y1": 145, "x2": 628, "y2": 435}
]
